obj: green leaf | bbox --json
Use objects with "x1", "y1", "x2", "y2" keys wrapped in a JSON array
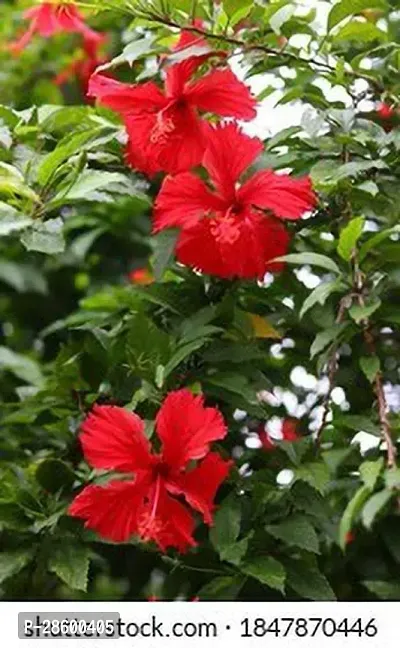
[
  {"x1": 52, "y1": 170, "x2": 136, "y2": 204},
  {"x1": 362, "y1": 580, "x2": 400, "y2": 600},
  {"x1": 293, "y1": 462, "x2": 331, "y2": 494},
  {"x1": 300, "y1": 279, "x2": 343, "y2": 319},
  {"x1": 98, "y1": 35, "x2": 158, "y2": 71},
  {"x1": 339, "y1": 485, "x2": 371, "y2": 549},
  {"x1": 349, "y1": 298, "x2": 381, "y2": 323},
  {"x1": 360, "y1": 458, "x2": 384, "y2": 489},
  {"x1": 335, "y1": 20, "x2": 387, "y2": 44},
  {"x1": 126, "y1": 312, "x2": 171, "y2": 383},
  {"x1": 328, "y1": 0, "x2": 387, "y2": 31},
  {"x1": 385, "y1": 468, "x2": 400, "y2": 489},
  {"x1": 269, "y1": 4, "x2": 294, "y2": 33},
  {"x1": 162, "y1": 338, "x2": 208, "y2": 382},
  {"x1": 223, "y1": 0, "x2": 252, "y2": 18},
  {"x1": 152, "y1": 229, "x2": 179, "y2": 281},
  {"x1": 21, "y1": 218, "x2": 65, "y2": 254},
  {"x1": 242, "y1": 556, "x2": 286, "y2": 593},
  {"x1": 210, "y1": 497, "x2": 241, "y2": 561},
  {"x1": 35, "y1": 459, "x2": 75, "y2": 493},
  {"x1": 359, "y1": 225, "x2": 400, "y2": 261},
  {"x1": 0, "y1": 346, "x2": 44, "y2": 387},
  {"x1": 310, "y1": 323, "x2": 347, "y2": 358},
  {"x1": 196, "y1": 576, "x2": 245, "y2": 601},
  {"x1": 337, "y1": 216, "x2": 365, "y2": 261},
  {"x1": 285, "y1": 557, "x2": 336, "y2": 601},
  {"x1": 359, "y1": 355, "x2": 380, "y2": 383},
  {"x1": 274, "y1": 253, "x2": 341, "y2": 274},
  {"x1": 0, "y1": 549, "x2": 34, "y2": 584},
  {"x1": 362, "y1": 490, "x2": 393, "y2": 529},
  {"x1": 37, "y1": 127, "x2": 114, "y2": 187},
  {"x1": 48, "y1": 543, "x2": 91, "y2": 592},
  {"x1": 0, "y1": 162, "x2": 40, "y2": 203},
  {"x1": 0, "y1": 203, "x2": 32, "y2": 236},
  {"x1": 266, "y1": 515, "x2": 320, "y2": 553}
]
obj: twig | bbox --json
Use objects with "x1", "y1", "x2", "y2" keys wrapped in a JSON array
[
  {"x1": 315, "y1": 296, "x2": 349, "y2": 444},
  {"x1": 140, "y1": 12, "x2": 384, "y2": 92}
]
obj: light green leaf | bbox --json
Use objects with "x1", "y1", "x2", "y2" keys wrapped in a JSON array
[
  {"x1": 310, "y1": 323, "x2": 347, "y2": 358},
  {"x1": 152, "y1": 229, "x2": 179, "y2": 281},
  {"x1": 359, "y1": 225, "x2": 400, "y2": 261},
  {"x1": 328, "y1": 0, "x2": 387, "y2": 31},
  {"x1": 21, "y1": 218, "x2": 65, "y2": 254},
  {"x1": 269, "y1": 4, "x2": 294, "y2": 33},
  {"x1": 48, "y1": 543, "x2": 91, "y2": 592},
  {"x1": 0, "y1": 203, "x2": 32, "y2": 236},
  {"x1": 52, "y1": 170, "x2": 135, "y2": 204},
  {"x1": 385, "y1": 468, "x2": 400, "y2": 489},
  {"x1": 360, "y1": 355, "x2": 380, "y2": 383},
  {"x1": 360, "y1": 458, "x2": 384, "y2": 490},
  {"x1": 266, "y1": 515, "x2": 320, "y2": 553},
  {"x1": 97, "y1": 35, "x2": 158, "y2": 71},
  {"x1": 337, "y1": 216, "x2": 365, "y2": 261},
  {"x1": 339, "y1": 485, "x2": 371, "y2": 549},
  {"x1": 0, "y1": 346, "x2": 44, "y2": 387},
  {"x1": 362, "y1": 490, "x2": 393, "y2": 529},
  {"x1": 294, "y1": 462, "x2": 331, "y2": 494},
  {"x1": 300, "y1": 279, "x2": 343, "y2": 319},
  {"x1": 335, "y1": 20, "x2": 387, "y2": 44},
  {"x1": 242, "y1": 556, "x2": 286, "y2": 593},
  {"x1": 37, "y1": 127, "x2": 115, "y2": 187},
  {"x1": 349, "y1": 298, "x2": 381, "y2": 323},
  {"x1": 274, "y1": 252, "x2": 341, "y2": 274},
  {"x1": 0, "y1": 549, "x2": 34, "y2": 584}
]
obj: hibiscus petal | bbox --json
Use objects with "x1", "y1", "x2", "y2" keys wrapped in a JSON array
[
  {"x1": 165, "y1": 57, "x2": 210, "y2": 97},
  {"x1": 69, "y1": 476, "x2": 150, "y2": 543},
  {"x1": 185, "y1": 68, "x2": 257, "y2": 120},
  {"x1": 58, "y1": 5, "x2": 104, "y2": 44},
  {"x1": 239, "y1": 170, "x2": 317, "y2": 220},
  {"x1": 80, "y1": 404, "x2": 153, "y2": 473},
  {"x1": 156, "y1": 389, "x2": 227, "y2": 470},
  {"x1": 282, "y1": 419, "x2": 299, "y2": 441},
  {"x1": 168, "y1": 453, "x2": 232, "y2": 524},
  {"x1": 140, "y1": 489, "x2": 197, "y2": 553},
  {"x1": 176, "y1": 209, "x2": 289, "y2": 279},
  {"x1": 88, "y1": 74, "x2": 166, "y2": 115},
  {"x1": 153, "y1": 172, "x2": 225, "y2": 232},
  {"x1": 202, "y1": 122, "x2": 263, "y2": 201}
]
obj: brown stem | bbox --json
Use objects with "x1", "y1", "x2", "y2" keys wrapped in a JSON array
[{"x1": 374, "y1": 372, "x2": 397, "y2": 468}]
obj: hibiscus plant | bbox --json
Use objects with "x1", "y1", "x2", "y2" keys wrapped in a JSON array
[{"x1": 0, "y1": 0, "x2": 399, "y2": 602}]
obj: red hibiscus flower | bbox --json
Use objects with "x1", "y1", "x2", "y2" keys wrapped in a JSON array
[
  {"x1": 153, "y1": 123, "x2": 316, "y2": 279},
  {"x1": 377, "y1": 102, "x2": 394, "y2": 120},
  {"x1": 69, "y1": 389, "x2": 232, "y2": 552},
  {"x1": 9, "y1": 2, "x2": 103, "y2": 53},
  {"x1": 88, "y1": 46, "x2": 256, "y2": 176},
  {"x1": 258, "y1": 419, "x2": 299, "y2": 451},
  {"x1": 128, "y1": 267, "x2": 154, "y2": 285}
]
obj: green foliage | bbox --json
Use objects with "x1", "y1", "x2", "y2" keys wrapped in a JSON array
[{"x1": 0, "y1": 0, "x2": 399, "y2": 604}]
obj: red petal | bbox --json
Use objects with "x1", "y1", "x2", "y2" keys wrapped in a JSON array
[
  {"x1": 203, "y1": 122, "x2": 263, "y2": 201},
  {"x1": 88, "y1": 74, "x2": 166, "y2": 115},
  {"x1": 144, "y1": 490, "x2": 197, "y2": 553},
  {"x1": 176, "y1": 209, "x2": 289, "y2": 279},
  {"x1": 126, "y1": 104, "x2": 207, "y2": 175},
  {"x1": 79, "y1": 404, "x2": 153, "y2": 473},
  {"x1": 173, "y1": 21, "x2": 207, "y2": 52},
  {"x1": 156, "y1": 389, "x2": 227, "y2": 470},
  {"x1": 153, "y1": 172, "x2": 226, "y2": 232},
  {"x1": 282, "y1": 419, "x2": 299, "y2": 442},
  {"x1": 238, "y1": 170, "x2": 317, "y2": 220},
  {"x1": 57, "y1": 5, "x2": 104, "y2": 44},
  {"x1": 185, "y1": 68, "x2": 257, "y2": 120},
  {"x1": 165, "y1": 57, "x2": 209, "y2": 97},
  {"x1": 69, "y1": 476, "x2": 150, "y2": 543},
  {"x1": 168, "y1": 452, "x2": 232, "y2": 524},
  {"x1": 257, "y1": 423, "x2": 276, "y2": 451}
]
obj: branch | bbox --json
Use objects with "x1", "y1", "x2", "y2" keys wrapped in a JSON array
[{"x1": 141, "y1": 11, "x2": 384, "y2": 92}]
